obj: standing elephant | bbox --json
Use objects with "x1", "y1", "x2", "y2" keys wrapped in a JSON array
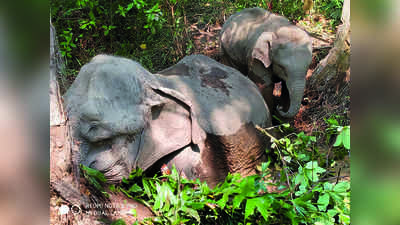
[
  {"x1": 64, "y1": 54, "x2": 271, "y2": 187},
  {"x1": 220, "y1": 7, "x2": 312, "y2": 119}
]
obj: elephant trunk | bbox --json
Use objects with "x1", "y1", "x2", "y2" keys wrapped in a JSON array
[{"x1": 277, "y1": 78, "x2": 305, "y2": 119}]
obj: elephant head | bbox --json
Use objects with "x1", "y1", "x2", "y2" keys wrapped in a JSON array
[
  {"x1": 64, "y1": 54, "x2": 271, "y2": 185},
  {"x1": 220, "y1": 8, "x2": 312, "y2": 119},
  {"x1": 249, "y1": 26, "x2": 312, "y2": 118}
]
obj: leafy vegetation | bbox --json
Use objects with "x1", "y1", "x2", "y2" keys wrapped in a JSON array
[
  {"x1": 270, "y1": 0, "x2": 343, "y2": 25},
  {"x1": 82, "y1": 117, "x2": 350, "y2": 225}
]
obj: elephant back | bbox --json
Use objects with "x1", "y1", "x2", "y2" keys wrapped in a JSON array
[
  {"x1": 156, "y1": 54, "x2": 271, "y2": 136},
  {"x1": 220, "y1": 8, "x2": 292, "y2": 64}
]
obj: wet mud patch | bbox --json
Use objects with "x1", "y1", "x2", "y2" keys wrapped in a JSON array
[{"x1": 199, "y1": 67, "x2": 232, "y2": 96}]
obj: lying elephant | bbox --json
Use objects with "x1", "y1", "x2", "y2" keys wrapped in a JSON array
[
  {"x1": 64, "y1": 54, "x2": 271, "y2": 187},
  {"x1": 220, "y1": 7, "x2": 312, "y2": 119}
]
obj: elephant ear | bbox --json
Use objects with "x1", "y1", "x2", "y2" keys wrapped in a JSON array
[
  {"x1": 250, "y1": 32, "x2": 276, "y2": 69},
  {"x1": 136, "y1": 86, "x2": 206, "y2": 171}
]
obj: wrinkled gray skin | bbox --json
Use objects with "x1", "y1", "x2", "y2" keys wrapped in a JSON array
[
  {"x1": 220, "y1": 8, "x2": 312, "y2": 119},
  {"x1": 64, "y1": 54, "x2": 270, "y2": 186}
]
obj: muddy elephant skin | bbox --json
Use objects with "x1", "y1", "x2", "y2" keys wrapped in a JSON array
[
  {"x1": 64, "y1": 54, "x2": 271, "y2": 186},
  {"x1": 220, "y1": 7, "x2": 312, "y2": 119}
]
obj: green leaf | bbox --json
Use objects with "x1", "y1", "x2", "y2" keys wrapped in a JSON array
[
  {"x1": 261, "y1": 161, "x2": 270, "y2": 172},
  {"x1": 127, "y1": 3, "x2": 134, "y2": 11},
  {"x1": 130, "y1": 208, "x2": 137, "y2": 217},
  {"x1": 333, "y1": 132, "x2": 343, "y2": 147},
  {"x1": 295, "y1": 167, "x2": 305, "y2": 185},
  {"x1": 122, "y1": 177, "x2": 129, "y2": 184},
  {"x1": 305, "y1": 161, "x2": 323, "y2": 171},
  {"x1": 232, "y1": 194, "x2": 246, "y2": 209},
  {"x1": 317, "y1": 193, "x2": 330, "y2": 211},
  {"x1": 323, "y1": 182, "x2": 333, "y2": 191},
  {"x1": 185, "y1": 201, "x2": 204, "y2": 210},
  {"x1": 283, "y1": 156, "x2": 292, "y2": 163},
  {"x1": 295, "y1": 183, "x2": 307, "y2": 196},
  {"x1": 216, "y1": 190, "x2": 232, "y2": 209},
  {"x1": 327, "y1": 117, "x2": 338, "y2": 126},
  {"x1": 304, "y1": 161, "x2": 326, "y2": 182},
  {"x1": 185, "y1": 208, "x2": 200, "y2": 222},
  {"x1": 327, "y1": 209, "x2": 339, "y2": 217},
  {"x1": 142, "y1": 179, "x2": 152, "y2": 198},
  {"x1": 109, "y1": 184, "x2": 116, "y2": 192},
  {"x1": 329, "y1": 192, "x2": 343, "y2": 202},
  {"x1": 342, "y1": 126, "x2": 350, "y2": 149},
  {"x1": 80, "y1": 164, "x2": 107, "y2": 190},
  {"x1": 245, "y1": 197, "x2": 271, "y2": 221},
  {"x1": 315, "y1": 214, "x2": 335, "y2": 225},
  {"x1": 339, "y1": 213, "x2": 350, "y2": 225},
  {"x1": 128, "y1": 184, "x2": 143, "y2": 193},
  {"x1": 333, "y1": 181, "x2": 350, "y2": 193},
  {"x1": 244, "y1": 198, "x2": 257, "y2": 220},
  {"x1": 110, "y1": 219, "x2": 126, "y2": 225}
]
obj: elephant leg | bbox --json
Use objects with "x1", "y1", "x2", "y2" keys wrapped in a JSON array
[
  {"x1": 276, "y1": 81, "x2": 290, "y2": 113},
  {"x1": 220, "y1": 123, "x2": 268, "y2": 176},
  {"x1": 259, "y1": 83, "x2": 275, "y2": 116},
  {"x1": 201, "y1": 123, "x2": 268, "y2": 187}
]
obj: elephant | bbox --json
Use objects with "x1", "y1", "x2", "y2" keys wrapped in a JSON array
[
  {"x1": 220, "y1": 7, "x2": 312, "y2": 119},
  {"x1": 64, "y1": 54, "x2": 271, "y2": 187}
]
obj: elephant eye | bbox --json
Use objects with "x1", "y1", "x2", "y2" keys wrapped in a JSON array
[
  {"x1": 80, "y1": 118, "x2": 113, "y2": 142},
  {"x1": 88, "y1": 122, "x2": 98, "y2": 132}
]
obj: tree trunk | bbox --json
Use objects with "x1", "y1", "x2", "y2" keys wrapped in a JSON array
[
  {"x1": 295, "y1": 0, "x2": 350, "y2": 133},
  {"x1": 308, "y1": 0, "x2": 350, "y2": 90},
  {"x1": 50, "y1": 21, "x2": 104, "y2": 225}
]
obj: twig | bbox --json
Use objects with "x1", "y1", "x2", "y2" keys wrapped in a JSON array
[
  {"x1": 313, "y1": 45, "x2": 333, "y2": 50},
  {"x1": 319, "y1": 175, "x2": 349, "y2": 182},
  {"x1": 336, "y1": 167, "x2": 342, "y2": 184},
  {"x1": 256, "y1": 126, "x2": 294, "y2": 198},
  {"x1": 325, "y1": 145, "x2": 332, "y2": 169},
  {"x1": 276, "y1": 147, "x2": 293, "y2": 199},
  {"x1": 308, "y1": 32, "x2": 331, "y2": 43},
  {"x1": 263, "y1": 125, "x2": 282, "y2": 130},
  {"x1": 255, "y1": 125, "x2": 278, "y2": 142}
]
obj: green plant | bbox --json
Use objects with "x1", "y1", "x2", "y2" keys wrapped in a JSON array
[
  {"x1": 79, "y1": 20, "x2": 96, "y2": 30},
  {"x1": 59, "y1": 28, "x2": 81, "y2": 58},
  {"x1": 102, "y1": 25, "x2": 117, "y2": 36},
  {"x1": 315, "y1": 0, "x2": 344, "y2": 27},
  {"x1": 270, "y1": 0, "x2": 305, "y2": 21},
  {"x1": 81, "y1": 164, "x2": 107, "y2": 190},
  {"x1": 144, "y1": 3, "x2": 166, "y2": 34},
  {"x1": 96, "y1": 123, "x2": 350, "y2": 224},
  {"x1": 325, "y1": 115, "x2": 350, "y2": 150},
  {"x1": 110, "y1": 219, "x2": 127, "y2": 225},
  {"x1": 80, "y1": 121, "x2": 351, "y2": 224}
]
